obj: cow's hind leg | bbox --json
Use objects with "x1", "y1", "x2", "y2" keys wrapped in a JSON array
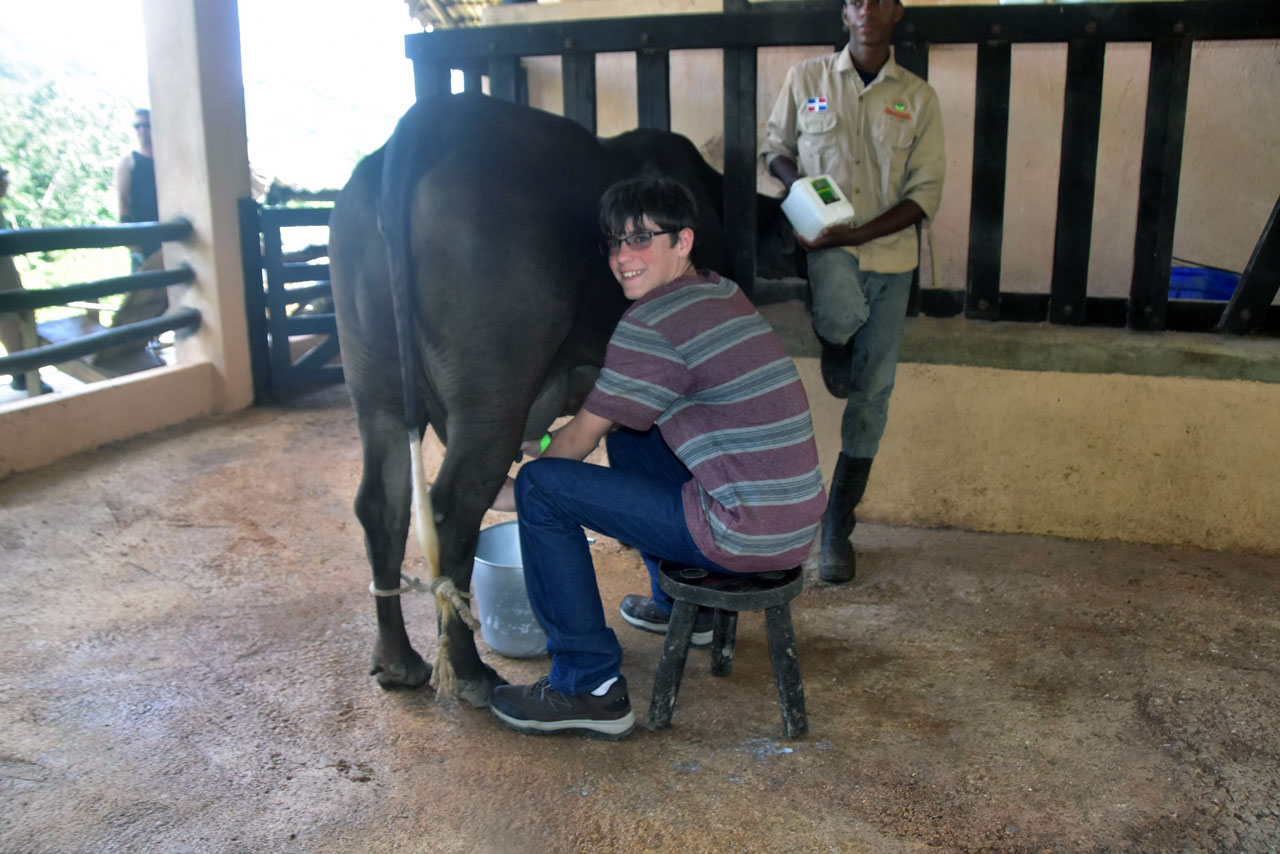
[
  {"x1": 355, "y1": 408, "x2": 431, "y2": 689},
  {"x1": 429, "y1": 419, "x2": 521, "y2": 707}
]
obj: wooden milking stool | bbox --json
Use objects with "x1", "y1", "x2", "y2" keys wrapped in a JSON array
[{"x1": 647, "y1": 561, "x2": 807, "y2": 738}]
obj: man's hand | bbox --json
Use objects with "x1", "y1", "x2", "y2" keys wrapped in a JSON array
[{"x1": 796, "y1": 224, "x2": 865, "y2": 252}]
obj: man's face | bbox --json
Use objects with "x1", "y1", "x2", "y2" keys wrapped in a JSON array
[
  {"x1": 842, "y1": 0, "x2": 903, "y2": 50},
  {"x1": 134, "y1": 113, "x2": 152, "y2": 148},
  {"x1": 606, "y1": 215, "x2": 693, "y2": 301}
]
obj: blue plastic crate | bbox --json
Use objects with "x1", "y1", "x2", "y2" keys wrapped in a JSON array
[{"x1": 1169, "y1": 266, "x2": 1239, "y2": 301}]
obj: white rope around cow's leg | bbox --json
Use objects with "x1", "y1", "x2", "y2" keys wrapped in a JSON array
[{"x1": 406, "y1": 431, "x2": 479, "y2": 700}]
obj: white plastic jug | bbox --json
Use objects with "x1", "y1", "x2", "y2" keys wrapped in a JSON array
[
  {"x1": 781, "y1": 174, "x2": 855, "y2": 242},
  {"x1": 471, "y1": 521, "x2": 548, "y2": 658}
]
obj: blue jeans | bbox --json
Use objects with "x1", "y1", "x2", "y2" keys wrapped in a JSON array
[
  {"x1": 513, "y1": 426, "x2": 728, "y2": 695},
  {"x1": 806, "y1": 248, "x2": 914, "y2": 460}
]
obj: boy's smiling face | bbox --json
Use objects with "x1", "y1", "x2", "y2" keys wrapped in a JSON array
[{"x1": 607, "y1": 215, "x2": 695, "y2": 301}]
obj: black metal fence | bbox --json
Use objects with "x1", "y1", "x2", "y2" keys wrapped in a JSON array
[
  {"x1": 238, "y1": 199, "x2": 340, "y2": 400},
  {"x1": 0, "y1": 220, "x2": 200, "y2": 396},
  {"x1": 403, "y1": 0, "x2": 1279, "y2": 336}
]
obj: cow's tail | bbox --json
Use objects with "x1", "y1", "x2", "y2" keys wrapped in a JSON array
[{"x1": 379, "y1": 99, "x2": 477, "y2": 699}]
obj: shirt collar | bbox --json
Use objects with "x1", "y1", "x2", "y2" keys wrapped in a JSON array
[{"x1": 835, "y1": 45, "x2": 903, "y2": 87}]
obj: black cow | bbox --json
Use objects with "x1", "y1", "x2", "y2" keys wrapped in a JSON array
[{"x1": 329, "y1": 92, "x2": 793, "y2": 706}]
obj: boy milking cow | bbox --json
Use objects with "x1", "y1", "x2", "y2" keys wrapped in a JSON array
[{"x1": 488, "y1": 175, "x2": 825, "y2": 738}]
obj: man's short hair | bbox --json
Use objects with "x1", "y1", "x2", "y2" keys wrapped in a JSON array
[{"x1": 598, "y1": 175, "x2": 699, "y2": 240}]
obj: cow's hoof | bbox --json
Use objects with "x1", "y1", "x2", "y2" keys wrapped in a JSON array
[
  {"x1": 370, "y1": 647, "x2": 431, "y2": 690},
  {"x1": 453, "y1": 663, "x2": 507, "y2": 708}
]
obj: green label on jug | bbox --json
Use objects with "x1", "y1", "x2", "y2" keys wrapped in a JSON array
[{"x1": 811, "y1": 177, "x2": 839, "y2": 205}]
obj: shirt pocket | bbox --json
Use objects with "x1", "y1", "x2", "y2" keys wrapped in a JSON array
[
  {"x1": 870, "y1": 115, "x2": 914, "y2": 198},
  {"x1": 797, "y1": 111, "x2": 840, "y2": 175}
]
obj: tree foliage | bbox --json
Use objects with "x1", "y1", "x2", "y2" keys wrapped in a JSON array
[{"x1": 0, "y1": 77, "x2": 134, "y2": 230}]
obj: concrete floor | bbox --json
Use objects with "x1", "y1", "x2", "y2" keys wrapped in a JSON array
[{"x1": 1, "y1": 384, "x2": 1277, "y2": 853}]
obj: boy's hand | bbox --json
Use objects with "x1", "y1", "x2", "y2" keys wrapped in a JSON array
[{"x1": 491, "y1": 476, "x2": 516, "y2": 512}]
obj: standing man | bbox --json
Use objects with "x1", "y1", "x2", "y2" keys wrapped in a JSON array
[
  {"x1": 760, "y1": 0, "x2": 945, "y2": 584},
  {"x1": 114, "y1": 108, "x2": 160, "y2": 271},
  {"x1": 488, "y1": 176, "x2": 825, "y2": 739}
]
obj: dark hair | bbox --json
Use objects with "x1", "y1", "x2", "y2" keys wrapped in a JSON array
[{"x1": 598, "y1": 175, "x2": 698, "y2": 242}]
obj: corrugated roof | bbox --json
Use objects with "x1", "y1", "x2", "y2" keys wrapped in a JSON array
[{"x1": 405, "y1": 0, "x2": 504, "y2": 29}]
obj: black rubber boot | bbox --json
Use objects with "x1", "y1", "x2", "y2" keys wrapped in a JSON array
[
  {"x1": 816, "y1": 334, "x2": 853, "y2": 400},
  {"x1": 819, "y1": 454, "x2": 873, "y2": 584}
]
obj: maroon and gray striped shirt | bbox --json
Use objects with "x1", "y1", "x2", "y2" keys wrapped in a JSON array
[{"x1": 583, "y1": 271, "x2": 825, "y2": 572}]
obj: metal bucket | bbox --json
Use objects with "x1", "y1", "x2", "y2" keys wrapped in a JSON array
[{"x1": 471, "y1": 521, "x2": 548, "y2": 658}]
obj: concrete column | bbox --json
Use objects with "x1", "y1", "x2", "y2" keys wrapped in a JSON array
[{"x1": 142, "y1": 0, "x2": 254, "y2": 412}]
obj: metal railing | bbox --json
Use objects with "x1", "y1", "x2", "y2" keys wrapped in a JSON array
[
  {"x1": 403, "y1": 0, "x2": 1280, "y2": 336},
  {"x1": 0, "y1": 219, "x2": 200, "y2": 395},
  {"x1": 238, "y1": 200, "x2": 340, "y2": 400}
]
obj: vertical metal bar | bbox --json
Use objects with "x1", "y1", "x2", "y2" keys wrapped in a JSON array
[
  {"x1": 723, "y1": 45, "x2": 758, "y2": 296},
  {"x1": 260, "y1": 215, "x2": 291, "y2": 393},
  {"x1": 412, "y1": 57, "x2": 452, "y2": 101},
  {"x1": 488, "y1": 55, "x2": 520, "y2": 103},
  {"x1": 463, "y1": 63, "x2": 484, "y2": 94},
  {"x1": 1129, "y1": 37, "x2": 1192, "y2": 331},
  {"x1": 237, "y1": 197, "x2": 271, "y2": 402},
  {"x1": 965, "y1": 40, "x2": 1011, "y2": 321},
  {"x1": 636, "y1": 49, "x2": 671, "y2": 131},
  {"x1": 894, "y1": 41, "x2": 929, "y2": 80},
  {"x1": 1218, "y1": 194, "x2": 1280, "y2": 335},
  {"x1": 1049, "y1": 40, "x2": 1105, "y2": 326},
  {"x1": 894, "y1": 43, "x2": 929, "y2": 316},
  {"x1": 562, "y1": 52, "x2": 598, "y2": 133}
]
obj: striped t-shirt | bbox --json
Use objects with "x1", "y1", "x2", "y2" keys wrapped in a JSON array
[{"x1": 583, "y1": 271, "x2": 826, "y2": 573}]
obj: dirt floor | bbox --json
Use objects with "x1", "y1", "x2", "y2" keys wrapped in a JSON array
[{"x1": 1, "y1": 384, "x2": 1278, "y2": 854}]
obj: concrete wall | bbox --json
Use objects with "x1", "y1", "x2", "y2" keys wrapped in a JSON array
[{"x1": 800, "y1": 359, "x2": 1280, "y2": 558}]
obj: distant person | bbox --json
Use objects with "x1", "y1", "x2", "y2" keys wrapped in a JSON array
[
  {"x1": 0, "y1": 165, "x2": 52, "y2": 394},
  {"x1": 109, "y1": 109, "x2": 168, "y2": 347},
  {"x1": 114, "y1": 108, "x2": 160, "y2": 271}
]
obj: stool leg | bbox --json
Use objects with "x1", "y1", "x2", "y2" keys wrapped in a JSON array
[
  {"x1": 764, "y1": 604, "x2": 808, "y2": 738},
  {"x1": 710, "y1": 609, "x2": 737, "y2": 677},
  {"x1": 647, "y1": 600, "x2": 698, "y2": 729}
]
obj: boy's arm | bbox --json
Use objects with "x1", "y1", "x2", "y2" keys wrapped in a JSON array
[
  {"x1": 490, "y1": 408, "x2": 615, "y2": 512},
  {"x1": 540, "y1": 408, "x2": 614, "y2": 461}
]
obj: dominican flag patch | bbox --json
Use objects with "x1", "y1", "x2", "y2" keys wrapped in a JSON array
[{"x1": 806, "y1": 97, "x2": 828, "y2": 112}]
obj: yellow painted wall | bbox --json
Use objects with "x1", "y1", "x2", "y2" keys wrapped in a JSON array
[{"x1": 799, "y1": 359, "x2": 1280, "y2": 557}]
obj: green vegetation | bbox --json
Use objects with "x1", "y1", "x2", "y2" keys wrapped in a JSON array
[{"x1": 0, "y1": 73, "x2": 137, "y2": 316}]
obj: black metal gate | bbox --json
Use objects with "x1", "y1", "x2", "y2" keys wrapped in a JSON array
[{"x1": 238, "y1": 199, "x2": 341, "y2": 400}]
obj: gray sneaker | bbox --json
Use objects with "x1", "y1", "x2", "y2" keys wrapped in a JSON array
[
  {"x1": 489, "y1": 675, "x2": 635, "y2": 739},
  {"x1": 619, "y1": 594, "x2": 713, "y2": 647}
]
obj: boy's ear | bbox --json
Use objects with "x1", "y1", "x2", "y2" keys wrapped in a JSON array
[{"x1": 677, "y1": 227, "x2": 695, "y2": 258}]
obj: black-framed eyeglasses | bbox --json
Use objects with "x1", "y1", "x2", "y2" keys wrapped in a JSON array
[{"x1": 599, "y1": 230, "x2": 675, "y2": 256}]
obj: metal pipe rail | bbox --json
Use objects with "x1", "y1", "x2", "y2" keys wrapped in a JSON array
[
  {"x1": 0, "y1": 308, "x2": 202, "y2": 377},
  {"x1": 0, "y1": 218, "x2": 192, "y2": 256},
  {"x1": 0, "y1": 217, "x2": 199, "y2": 388},
  {"x1": 0, "y1": 266, "x2": 193, "y2": 314}
]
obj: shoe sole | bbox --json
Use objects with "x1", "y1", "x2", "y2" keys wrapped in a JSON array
[
  {"x1": 489, "y1": 706, "x2": 635, "y2": 740},
  {"x1": 619, "y1": 608, "x2": 712, "y2": 648}
]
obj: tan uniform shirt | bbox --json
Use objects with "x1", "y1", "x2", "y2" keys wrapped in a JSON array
[{"x1": 760, "y1": 46, "x2": 945, "y2": 274}]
